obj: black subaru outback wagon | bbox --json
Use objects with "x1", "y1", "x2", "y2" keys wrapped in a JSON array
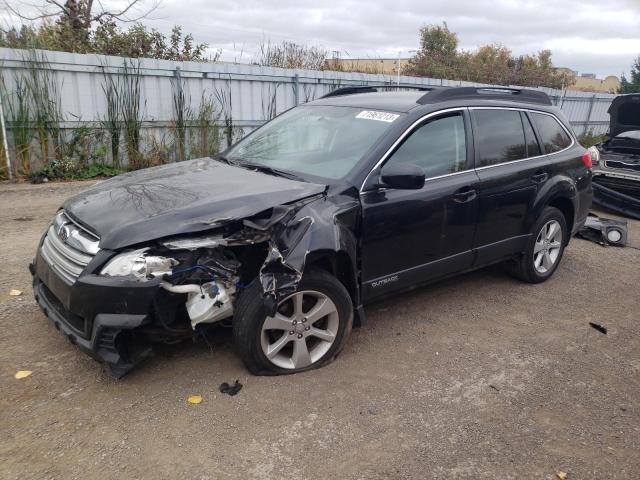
[{"x1": 31, "y1": 86, "x2": 593, "y2": 377}]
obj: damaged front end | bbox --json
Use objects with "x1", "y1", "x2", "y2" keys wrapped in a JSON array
[{"x1": 32, "y1": 191, "x2": 360, "y2": 377}]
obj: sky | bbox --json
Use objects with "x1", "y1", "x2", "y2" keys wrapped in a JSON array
[{"x1": 5, "y1": 0, "x2": 640, "y2": 77}]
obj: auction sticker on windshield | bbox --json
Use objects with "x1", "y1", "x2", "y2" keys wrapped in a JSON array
[{"x1": 355, "y1": 110, "x2": 400, "y2": 122}]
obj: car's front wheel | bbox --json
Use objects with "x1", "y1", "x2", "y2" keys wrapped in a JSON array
[
  {"x1": 507, "y1": 206, "x2": 568, "y2": 283},
  {"x1": 233, "y1": 270, "x2": 353, "y2": 375}
]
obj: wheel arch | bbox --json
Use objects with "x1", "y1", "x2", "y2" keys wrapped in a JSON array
[
  {"x1": 304, "y1": 250, "x2": 361, "y2": 325},
  {"x1": 532, "y1": 176, "x2": 578, "y2": 244}
]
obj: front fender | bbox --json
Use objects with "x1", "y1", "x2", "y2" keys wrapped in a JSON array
[{"x1": 259, "y1": 193, "x2": 361, "y2": 314}]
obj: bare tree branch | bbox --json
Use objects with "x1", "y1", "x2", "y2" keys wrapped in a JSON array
[{"x1": 3, "y1": 0, "x2": 161, "y2": 28}]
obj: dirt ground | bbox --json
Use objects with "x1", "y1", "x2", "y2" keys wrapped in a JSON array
[{"x1": 0, "y1": 180, "x2": 639, "y2": 480}]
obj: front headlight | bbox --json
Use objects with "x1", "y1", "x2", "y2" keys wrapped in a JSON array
[{"x1": 101, "y1": 249, "x2": 177, "y2": 279}]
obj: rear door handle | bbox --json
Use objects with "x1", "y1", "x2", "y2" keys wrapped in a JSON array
[
  {"x1": 531, "y1": 172, "x2": 549, "y2": 183},
  {"x1": 452, "y1": 188, "x2": 477, "y2": 203}
]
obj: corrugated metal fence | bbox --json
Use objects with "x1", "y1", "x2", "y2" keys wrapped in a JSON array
[{"x1": 0, "y1": 47, "x2": 615, "y2": 168}]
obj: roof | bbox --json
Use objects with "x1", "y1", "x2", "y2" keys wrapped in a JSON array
[
  {"x1": 309, "y1": 87, "x2": 553, "y2": 113},
  {"x1": 309, "y1": 91, "x2": 426, "y2": 113}
]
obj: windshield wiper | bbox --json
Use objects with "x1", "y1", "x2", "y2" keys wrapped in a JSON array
[
  {"x1": 237, "y1": 162, "x2": 305, "y2": 181},
  {"x1": 214, "y1": 154, "x2": 237, "y2": 165}
]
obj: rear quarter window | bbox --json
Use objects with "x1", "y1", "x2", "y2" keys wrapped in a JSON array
[{"x1": 530, "y1": 112, "x2": 572, "y2": 153}]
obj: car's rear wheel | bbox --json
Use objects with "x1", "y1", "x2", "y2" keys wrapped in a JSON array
[
  {"x1": 233, "y1": 269, "x2": 353, "y2": 375},
  {"x1": 507, "y1": 206, "x2": 567, "y2": 283}
]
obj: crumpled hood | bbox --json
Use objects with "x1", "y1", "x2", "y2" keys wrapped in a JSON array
[{"x1": 63, "y1": 158, "x2": 326, "y2": 250}]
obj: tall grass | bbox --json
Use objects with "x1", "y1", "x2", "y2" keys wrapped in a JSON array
[
  {"x1": 101, "y1": 66, "x2": 122, "y2": 167},
  {"x1": 120, "y1": 60, "x2": 144, "y2": 169},
  {"x1": 23, "y1": 50, "x2": 62, "y2": 164},
  {"x1": 214, "y1": 84, "x2": 236, "y2": 148},
  {"x1": 171, "y1": 74, "x2": 192, "y2": 161},
  {"x1": 191, "y1": 92, "x2": 221, "y2": 158},
  {"x1": 5, "y1": 75, "x2": 33, "y2": 174},
  {"x1": 262, "y1": 83, "x2": 280, "y2": 120}
]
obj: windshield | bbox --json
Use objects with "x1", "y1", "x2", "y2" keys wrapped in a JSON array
[
  {"x1": 614, "y1": 130, "x2": 640, "y2": 140},
  {"x1": 226, "y1": 105, "x2": 401, "y2": 179}
]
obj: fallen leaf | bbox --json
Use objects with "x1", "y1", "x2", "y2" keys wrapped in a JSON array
[
  {"x1": 187, "y1": 395, "x2": 203, "y2": 405},
  {"x1": 9, "y1": 289, "x2": 23, "y2": 296},
  {"x1": 556, "y1": 471, "x2": 568, "y2": 480},
  {"x1": 15, "y1": 370, "x2": 32, "y2": 379}
]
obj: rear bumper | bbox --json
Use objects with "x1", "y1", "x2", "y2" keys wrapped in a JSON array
[{"x1": 30, "y1": 251, "x2": 162, "y2": 377}]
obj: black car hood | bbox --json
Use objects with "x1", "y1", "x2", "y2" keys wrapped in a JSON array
[
  {"x1": 63, "y1": 158, "x2": 326, "y2": 250},
  {"x1": 608, "y1": 94, "x2": 640, "y2": 138}
]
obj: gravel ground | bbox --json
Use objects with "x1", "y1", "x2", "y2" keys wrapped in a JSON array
[{"x1": 1, "y1": 180, "x2": 639, "y2": 480}]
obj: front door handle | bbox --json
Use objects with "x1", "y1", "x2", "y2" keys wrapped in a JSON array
[
  {"x1": 452, "y1": 187, "x2": 477, "y2": 203},
  {"x1": 531, "y1": 171, "x2": 549, "y2": 183}
]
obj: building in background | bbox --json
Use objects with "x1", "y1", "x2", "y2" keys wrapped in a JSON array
[
  {"x1": 555, "y1": 68, "x2": 619, "y2": 93},
  {"x1": 328, "y1": 60, "x2": 620, "y2": 94}
]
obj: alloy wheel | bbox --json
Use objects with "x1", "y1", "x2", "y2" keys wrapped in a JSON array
[
  {"x1": 260, "y1": 290, "x2": 340, "y2": 370},
  {"x1": 533, "y1": 220, "x2": 563, "y2": 274}
]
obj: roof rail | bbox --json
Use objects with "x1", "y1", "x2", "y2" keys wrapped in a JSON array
[
  {"x1": 321, "y1": 85, "x2": 434, "y2": 99},
  {"x1": 417, "y1": 87, "x2": 552, "y2": 106}
]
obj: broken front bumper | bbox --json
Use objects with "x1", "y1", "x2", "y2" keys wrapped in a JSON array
[{"x1": 30, "y1": 250, "x2": 161, "y2": 377}]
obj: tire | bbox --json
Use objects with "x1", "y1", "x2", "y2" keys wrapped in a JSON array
[
  {"x1": 506, "y1": 206, "x2": 568, "y2": 284},
  {"x1": 233, "y1": 269, "x2": 353, "y2": 375}
]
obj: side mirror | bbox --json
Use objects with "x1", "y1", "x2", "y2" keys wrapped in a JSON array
[{"x1": 380, "y1": 163, "x2": 425, "y2": 190}]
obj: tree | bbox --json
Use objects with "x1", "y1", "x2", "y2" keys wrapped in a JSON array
[
  {"x1": 0, "y1": 1, "x2": 210, "y2": 61},
  {"x1": 619, "y1": 56, "x2": 640, "y2": 93},
  {"x1": 4, "y1": 0, "x2": 160, "y2": 36},
  {"x1": 404, "y1": 23, "x2": 574, "y2": 89},
  {"x1": 404, "y1": 22, "x2": 461, "y2": 79}
]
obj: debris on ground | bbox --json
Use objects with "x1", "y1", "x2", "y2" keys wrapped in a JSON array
[
  {"x1": 9, "y1": 289, "x2": 23, "y2": 296},
  {"x1": 577, "y1": 214, "x2": 628, "y2": 247},
  {"x1": 187, "y1": 395, "x2": 203, "y2": 405},
  {"x1": 219, "y1": 380, "x2": 242, "y2": 396},
  {"x1": 14, "y1": 370, "x2": 32, "y2": 379},
  {"x1": 556, "y1": 471, "x2": 568, "y2": 480},
  {"x1": 589, "y1": 322, "x2": 608, "y2": 335}
]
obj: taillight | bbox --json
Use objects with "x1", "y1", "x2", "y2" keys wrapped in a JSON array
[{"x1": 581, "y1": 151, "x2": 593, "y2": 169}]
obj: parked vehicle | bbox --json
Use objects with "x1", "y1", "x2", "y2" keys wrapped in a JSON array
[
  {"x1": 591, "y1": 94, "x2": 640, "y2": 219},
  {"x1": 30, "y1": 86, "x2": 593, "y2": 377}
]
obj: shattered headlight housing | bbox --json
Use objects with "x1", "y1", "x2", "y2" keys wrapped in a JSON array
[{"x1": 101, "y1": 249, "x2": 177, "y2": 279}]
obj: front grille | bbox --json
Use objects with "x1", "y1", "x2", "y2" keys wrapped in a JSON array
[
  {"x1": 40, "y1": 211, "x2": 100, "y2": 284},
  {"x1": 604, "y1": 160, "x2": 640, "y2": 172}
]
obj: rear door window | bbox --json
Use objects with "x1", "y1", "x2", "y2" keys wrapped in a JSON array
[
  {"x1": 472, "y1": 110, "x2": 527, "y2": 167},
  {"x1": 530, "y1": 112, "x2": 572, "y2": 153}
]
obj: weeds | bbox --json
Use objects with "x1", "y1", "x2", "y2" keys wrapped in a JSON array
[
  {"x1": 143, "y1": 132, "x2": 173, "y2": 166},
  {"x1": 35, "y1": 158, "x2": 124, "y2": 181},
  {"x1": 24, "y1": 50, "x2": 62, "y2": 165},
  {"x1": 578, "y1": 130, "x2": 606, "y2": 148},
  {"x1": 257, "y1": 40, "x2": 328, "y2": 70},
  {"x1": 101, "y1": 65, "x2": 122, "y2": 167},
  {"x1": 171, "y1": 73, "x2": 192, "y2": 161},
  {"x1": 121, "y1": 60, "x2": 144, "y2": 169},
  {"x1": 191, "y1": 92, "x2": 221, "y2": 158},
  {"x1": 262, "y1": 83, "x2": 280, "y2": 120},
  {"x1": 215, "y1": 84, "x2": 236, "y2": 148},
  {"x1": 5, "y1": 75, "x2": 33, "y2": 175}
]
